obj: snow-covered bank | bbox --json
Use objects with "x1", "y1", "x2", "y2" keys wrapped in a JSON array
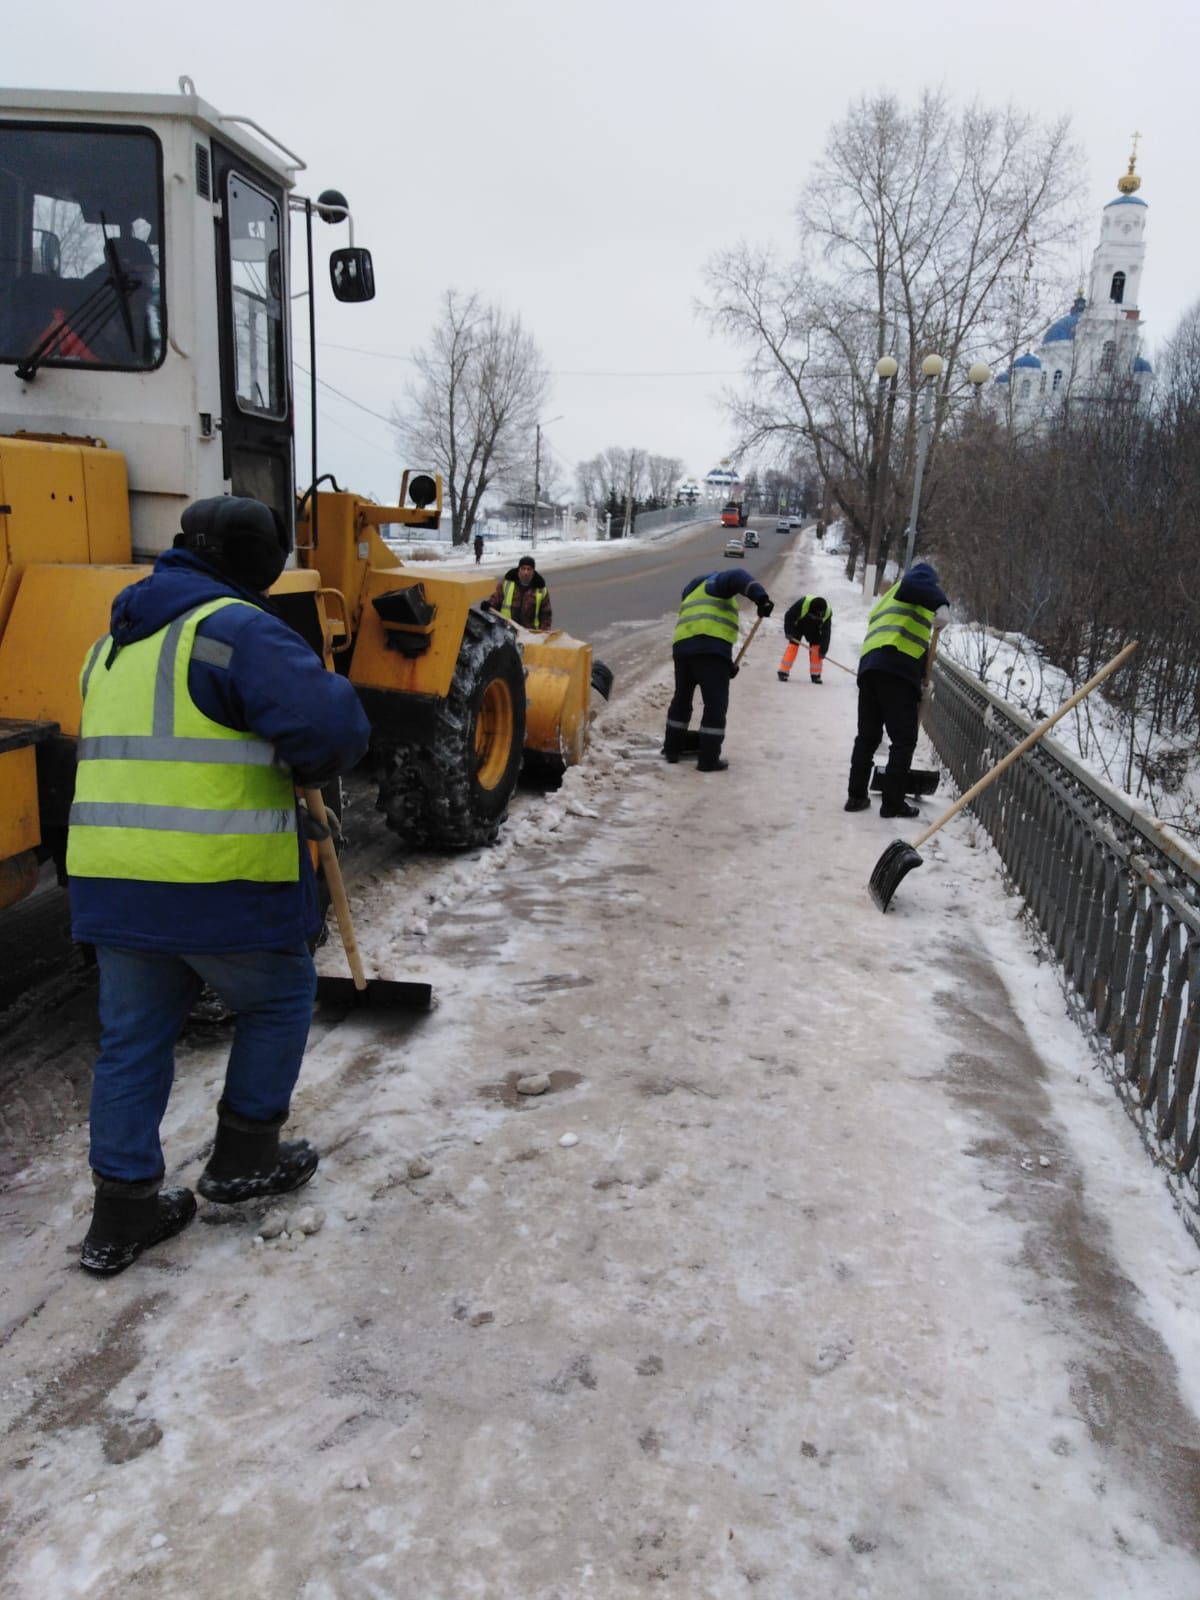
[
  {"x1": 383, "y1": 509, "x2": 716, "y2": 573},
  {"x1": 2, "y1": 531, "x2": 1199, "y2": 1598}
]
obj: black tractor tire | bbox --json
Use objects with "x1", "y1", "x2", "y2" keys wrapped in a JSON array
[{"x1": 371, "y1": 609, "x2": 527, "y2": 850}]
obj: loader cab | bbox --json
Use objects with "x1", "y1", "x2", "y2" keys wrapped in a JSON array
[{"x1": 0, "y1": 86, "x2": 305, "y2": 558}]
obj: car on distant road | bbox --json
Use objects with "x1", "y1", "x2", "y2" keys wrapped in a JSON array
[
  {"x1": 788, "y1": 516, "x2": 803, "y2": 528},
  {"x1": 723, "y1": 536, "x2": 745, "y2": 557},
  {"x1": 775, "y1": 519, "x2": 790, "y2": 534},
  {"x1": 743, "y1": 528, "x2": 759, "y2": 548}
]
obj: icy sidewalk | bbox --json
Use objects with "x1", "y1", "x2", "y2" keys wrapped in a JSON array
[{"x1": 3, "y1": 536, "x2": 1200, "y2": 1598}]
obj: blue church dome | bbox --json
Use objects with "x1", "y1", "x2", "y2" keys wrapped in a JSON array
[
  {"x1": 1044, "y1": 292, "x2": 1087, "y2": 344},
  {"x1": 993, "y1": 371, "x2": 1010, "y2": 385},
  {"x1": 1044, "y1": 312, "x2": 1080, "y2": 343},
  {"x1": 1013, "y1": 353, "x2": 1042, "y2": 369},
  {"x1": 1134, "y1": 355, "x2": 1152, "y2": 373},
  {"x1": 1105, "y1": 194, "x2": 1147, "y2": 208}
]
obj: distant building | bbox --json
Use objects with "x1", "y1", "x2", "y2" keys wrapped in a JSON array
[
  {"x1": 991, "y1": 145, "x2": 1153, "y2": 425},
  {"x1": 703, "y1": 465, "x2": 740, "y2": 501}
]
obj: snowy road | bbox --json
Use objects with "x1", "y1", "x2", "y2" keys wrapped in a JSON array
[{"x1": 3, "y1": 532, "x2": 1200, "y2": 1598}]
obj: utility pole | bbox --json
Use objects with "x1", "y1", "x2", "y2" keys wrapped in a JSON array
[
  {"x1": 531, "y1": 421, "x2": 541, "y2": 551},
  {"x1": 531, "y1": 413, "x2": 563, "y2": 550}
]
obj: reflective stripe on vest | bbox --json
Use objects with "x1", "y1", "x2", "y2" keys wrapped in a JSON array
[
  {"x1": 67, "y1": 598, "x2": 299, "y2": 884},
  {"x1": 672, "y1": 579, "x2": 739, "y2": 647},
  {"x1": 860, "y1": 582, "x2": 934, "y2": 663},
  {"x1": 501, "y1": 578, "x2": 543, "y2": 627}
]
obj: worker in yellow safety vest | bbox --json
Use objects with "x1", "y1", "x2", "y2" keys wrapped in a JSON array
[
  {"x1": 67, "y1": 496, "x2": 371, "y2": 1276},
  {"x1": 664, "y1": 567, "x2": 772, "y2": 772},
  {"x1": 845, "y1": 562, "x2": 949, "y2": 818},
  {"x1": 489, "y1": 555, "x2": 552, "y2": 631}
]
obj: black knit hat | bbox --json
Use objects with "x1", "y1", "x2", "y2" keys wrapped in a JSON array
[{"x1": 176, "y1": 496, "x2": 287, "y2": 591}]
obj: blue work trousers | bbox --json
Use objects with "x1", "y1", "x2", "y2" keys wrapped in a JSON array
[{"x1": 89, "y1": 944, "x2": 317, "y2": 1182}]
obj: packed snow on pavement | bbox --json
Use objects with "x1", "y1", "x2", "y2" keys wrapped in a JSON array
[{"x1": 3, "y1": 533, "x2": 1200, "y2": 1599}]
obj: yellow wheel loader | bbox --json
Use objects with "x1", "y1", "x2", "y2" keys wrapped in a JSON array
[{"x1": 0, "y1": 83, "x2": 605, "y2": 913}]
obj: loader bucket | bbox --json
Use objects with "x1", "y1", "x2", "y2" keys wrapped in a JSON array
[
  {"x1": 868, "y1": 839, "x2": 924, "y2": 912},
  {"x1": 520, "y1": 630, "x2": 593, "y2": 767}
]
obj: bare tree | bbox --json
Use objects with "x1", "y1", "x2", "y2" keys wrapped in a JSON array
[
  {"x1": 576, "y1": 454, "x2": 606, "y2": 510},
  {"x1": 646, "y1": 454, "x2": 685, "y2": 507},
  {"x1": 393, "y1": 289, "x2": 550, "y2": 545},
  {"x1": 704, "y1": 91, "x2": 1083, "y2": 576}
]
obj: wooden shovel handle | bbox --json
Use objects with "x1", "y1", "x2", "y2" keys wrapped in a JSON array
[
  {"x1": 910, "y1": 641, "x2": 1139, "y2": 851},
  {"x1": 734, "y1": 613, "x2": 764, "y2": 666},
  {"x1": 304, "y1": 787, "x2": 367, "y2": 992}
]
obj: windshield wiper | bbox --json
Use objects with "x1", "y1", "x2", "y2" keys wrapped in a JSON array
[
  {"x1": 102, "y1": 214, "x2": 138, "y2": 355},
  {"x1": 15, "y1": 215, "x2": 139, "y2": 382}
]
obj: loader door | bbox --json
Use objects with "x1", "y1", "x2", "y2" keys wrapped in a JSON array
[{"x1": 211, "y1": 141, "x2": 294, "y2": 543}]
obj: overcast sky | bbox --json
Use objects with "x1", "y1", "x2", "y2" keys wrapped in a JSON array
[{"x1": 5, "y1": 0, "x2": 1197, "y2": 501}]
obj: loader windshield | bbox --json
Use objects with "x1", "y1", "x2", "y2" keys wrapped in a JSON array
[{"x1": 0, "y1": 123, "x2": 164, "y2": 374}]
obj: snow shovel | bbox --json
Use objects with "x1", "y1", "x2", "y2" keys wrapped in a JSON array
[
  {"x1": 868, "y1": 641, "x2": 1139, "y2": 913},
  {"x1": 304, "y1": 788, "x2": 432, "y2": 1010},
  {"x1": 871, "y1": 765, "x2": 940, "y2": 797}
]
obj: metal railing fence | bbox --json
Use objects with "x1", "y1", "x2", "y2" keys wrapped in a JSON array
[
  {"x1": 925, "y1": 655, "x2": 1200, "y2": 1208},
  {"x1": 631, "y1": 504, "x2": 712, "y2": 539}
]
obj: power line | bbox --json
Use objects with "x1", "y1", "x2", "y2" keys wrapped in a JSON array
[
  {"x1": 293, "y1": 359, "x2": 396, "y2": 428},
  {"x1": 314, "y1": 340, "x2": 743, "y2": 378}
]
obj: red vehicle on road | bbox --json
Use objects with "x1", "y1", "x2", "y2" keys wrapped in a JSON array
[{"x1": 720, "y1": 493, "x2": 748, "y2": 528}]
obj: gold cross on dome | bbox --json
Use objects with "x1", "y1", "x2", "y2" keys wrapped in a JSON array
[{"x1": 1129, "y1": 131, "x2": 1141, "y2": 171}]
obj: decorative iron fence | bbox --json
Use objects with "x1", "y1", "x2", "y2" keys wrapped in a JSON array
[{"x1": 925, "y1": 654, "x2": 1200, "y2": 1211}]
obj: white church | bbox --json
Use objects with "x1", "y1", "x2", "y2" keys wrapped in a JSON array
[{"x1": 992, "y1": 145, "x2": 1153, "y2": 422}]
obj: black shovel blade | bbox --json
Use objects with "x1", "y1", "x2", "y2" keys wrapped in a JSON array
[
  {"x1": 871, "y1": 765, "x2": 940, "y2": 797},
  {"x1": 316, "y1": 975, "x2": 433, "y2": 1011},
  {"x1": 591, "y1": 660, "x2": 615, "y2": 701},
  {"x1": 868, "y1": 839, "x2": 923, "y2": 912}
]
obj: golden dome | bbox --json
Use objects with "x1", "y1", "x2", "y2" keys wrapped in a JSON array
[{"x1": 1117, "y1": 135, "x2": 1142, "y2": 195}]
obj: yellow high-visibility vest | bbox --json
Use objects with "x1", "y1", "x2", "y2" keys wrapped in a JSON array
[
  {"x1": 67, "y1": 598, "x2": 298, "y2": 883},
  {"x1": 672, "y1": 579, "x2": 738, "y2": 647}
]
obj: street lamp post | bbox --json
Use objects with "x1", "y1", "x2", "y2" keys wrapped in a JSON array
[
  {"x1": 863, "y1": 355, "x2": 898, "y2": 599},
  {"x1": 901, "y1": 354, "x2": 944, "y2": 574},
  {"x1": 899, "y1": 357, "x2": 992, "y2": 573}
]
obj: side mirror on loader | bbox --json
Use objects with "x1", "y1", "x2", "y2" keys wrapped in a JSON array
[{"x1": 330, "y1": 247, "x2": 375, "y2": 302}]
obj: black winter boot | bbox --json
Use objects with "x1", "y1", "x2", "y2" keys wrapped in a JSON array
[
  {"x1": 880, "y1": 793, "x2": 920, "y2": 819},
  {"x1": 81, "y1": 1175, "x2": 196, "y2": 1276},
  {"x1": 777, "y1": 670, "x2": 790, "y2": 682},
  {"x1": 844, "y1": 794, "x2": 871, "y2": 813},
  {"x1": 696, "y1": 732, "x2": 729, "y2": 772},
  {"x1": 662, "y1": 723, "x2": 687, "y2": 764},
  {"x1": 810, "y1": 673, "x2": 822, "y2": 684},
  {"x1": 197, "y1": 1100, "x2": 319, "y2": 1204}
]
